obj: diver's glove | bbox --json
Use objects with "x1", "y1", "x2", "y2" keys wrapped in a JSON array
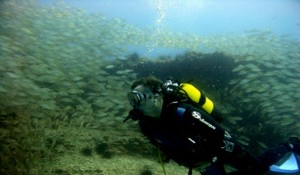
[{"x1": 123, "y1": 109, "x2": 144, "y2": 122}]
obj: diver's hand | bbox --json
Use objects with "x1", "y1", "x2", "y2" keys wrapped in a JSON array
[{"x1": 123, "y1": 109, "x2": 143, "y2": 122}]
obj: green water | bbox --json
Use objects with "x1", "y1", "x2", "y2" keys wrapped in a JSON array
[{"x1": 0, "y1": 1, "x2": 299, "y2": 174}]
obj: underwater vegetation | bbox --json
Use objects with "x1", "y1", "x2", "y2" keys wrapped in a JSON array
[
  {"x1": 140, "y1": 168, "x2": 154, "y2": 175},
  {"x1": 95, "y1": 141, "x2": 114, "y2": 159},
  {"x1": 0, "y1": 0, "x2": 299, "y2": 174},
  {"x1": 80, "y1": 147, "x2": 93, "y2": 156}
]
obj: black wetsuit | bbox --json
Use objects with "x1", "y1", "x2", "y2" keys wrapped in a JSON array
[{"x1": 137, "y1": 100, "x2": 274, "y2": 175}]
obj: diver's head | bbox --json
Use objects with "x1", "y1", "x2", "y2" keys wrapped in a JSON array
[{"x1": 128, "y1": 77, "x2": 164, "y2": 118}]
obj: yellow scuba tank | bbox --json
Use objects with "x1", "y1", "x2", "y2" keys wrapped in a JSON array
[{"x1": 179, "y1": 83, "x2": 214, "y2": 114}]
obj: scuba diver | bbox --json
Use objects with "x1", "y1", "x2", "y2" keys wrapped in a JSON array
[{"x1": 124, "y1": 76, "x2": 300, "y2": 175}]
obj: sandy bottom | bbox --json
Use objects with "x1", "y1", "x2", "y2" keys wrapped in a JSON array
[
  {"x1": 37, "y1": 122, "x2": 198, "y2": 175},
  {"x1": 48, "y1": 153, "x2": 192, "y2": 175}
]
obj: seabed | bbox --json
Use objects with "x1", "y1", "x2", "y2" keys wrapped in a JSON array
[
  {"x1": 44, "y1": 125, "x2": 190, "y2": 175},
  {"x1": 1, "y1": 1, "x2": 299, "y2": 175}
]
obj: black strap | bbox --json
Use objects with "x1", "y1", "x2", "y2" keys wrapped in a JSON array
[{"x1": 188, "y1": 167, "x2": 193, "y2": 175}]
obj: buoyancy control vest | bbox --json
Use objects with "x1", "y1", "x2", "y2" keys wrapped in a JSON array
[{"x1": 140, "y1": 102, "x2": 225, "y2": 170}]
